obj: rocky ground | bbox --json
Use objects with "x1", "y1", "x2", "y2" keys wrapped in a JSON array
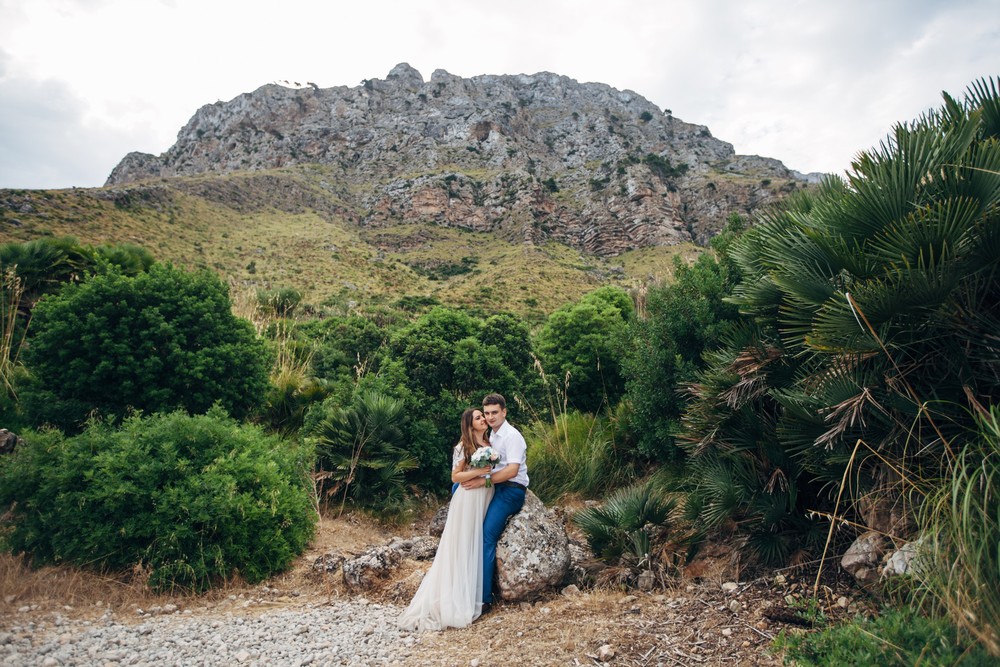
[{"x1": 0, "y1": 511, "x2": 871, "y2": 666}]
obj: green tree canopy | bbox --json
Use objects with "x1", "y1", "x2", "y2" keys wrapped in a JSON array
[
  {"x1": 535, "y1": 286, "x2": 634, "y2": 414},
  {"x1": 22, "y1": 263, "x2": 271, "y2": 430}
]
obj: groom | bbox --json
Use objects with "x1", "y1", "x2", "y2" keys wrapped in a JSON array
[{"x1": 460, "y1": 392, "x2": 528, "y2": 612}]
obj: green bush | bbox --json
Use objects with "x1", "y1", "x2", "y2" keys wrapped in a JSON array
[
  {"x1": 773, "y1": 607, "x2": 996, "y2": 666},
  {"x1": 304, "y1": 390, "x2": 417, "y2": 513},
  {"x1": 22, "y1": 263, "x2": 271, "y2": 430},
  {"x1": 573, "y1": 480, "x2": 677, "y2": 569},
  {"x1": 620, "y1": 216, "x2": 744, "y2": 461},
  {"x1": 0, "y1": 409, "x2": 316, "y2": 592},
  {"x1": 535, "y1": 286, "x2": 633, "y2": 414},
  {"x1": 679, "y1": 77, "x2": 1000, "y2": 568}
]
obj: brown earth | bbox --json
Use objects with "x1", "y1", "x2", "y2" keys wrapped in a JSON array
[{"x1": 0, "y1": 509, "x2": 871, "y2": 666}]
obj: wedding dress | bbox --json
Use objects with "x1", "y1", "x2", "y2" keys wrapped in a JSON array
[{"x1": 397, "y1": 445, "x2": 494, "y2": 631}]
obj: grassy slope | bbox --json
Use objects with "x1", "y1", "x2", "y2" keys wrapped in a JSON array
[{"x1": 0, "y1": 171, "x2": 702, "y2": 317}]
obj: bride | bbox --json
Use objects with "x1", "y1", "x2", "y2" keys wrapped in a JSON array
[{"x1": 397, "y1": 407, "x2": 494, "y2": 631}]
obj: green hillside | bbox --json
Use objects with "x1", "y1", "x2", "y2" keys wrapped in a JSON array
[{"x1": 0, "y1": 167, "x2": 702, "y2": 317}]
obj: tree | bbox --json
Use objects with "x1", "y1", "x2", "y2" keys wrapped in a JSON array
[
  {"x1": 22, "y1": 263, "x2": 271, "y2": 430},
  {"x1": 535, "y1": 286, "x2": 634, "y2": 414}
]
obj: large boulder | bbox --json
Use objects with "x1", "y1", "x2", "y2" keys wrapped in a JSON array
[{"x1": 495, "y1": 491, "x2": 571, "y2": 601}]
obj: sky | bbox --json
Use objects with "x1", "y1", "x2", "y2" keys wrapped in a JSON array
[{"x1": 0, "y1": 0, "x2": 997, "y2": 190}]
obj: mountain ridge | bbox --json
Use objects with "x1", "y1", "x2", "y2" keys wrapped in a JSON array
[{"x1": 106, "y1": 63, "x2": 811, "y2": 257}]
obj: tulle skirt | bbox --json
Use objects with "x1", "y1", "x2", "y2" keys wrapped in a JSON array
[{"x1": 397, "y1": 485, "x2": 493, "y2": 631}]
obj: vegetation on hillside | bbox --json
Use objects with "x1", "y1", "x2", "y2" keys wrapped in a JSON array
[{"x1": 0, "y1": 76, "x2": 997, "y2": 660}]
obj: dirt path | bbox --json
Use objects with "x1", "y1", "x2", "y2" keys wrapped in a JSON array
[{"x1": 0, "y1": 513, "x2": 866, "y2": 666}]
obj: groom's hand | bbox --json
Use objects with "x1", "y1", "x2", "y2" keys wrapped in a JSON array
[{"x1": 460, "y1": 476, "x2": 487, "y2": 490}]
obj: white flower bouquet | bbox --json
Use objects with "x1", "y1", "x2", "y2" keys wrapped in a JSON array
[{"x1": 470, "y1": 446, "x2": 501, "y2": 487}]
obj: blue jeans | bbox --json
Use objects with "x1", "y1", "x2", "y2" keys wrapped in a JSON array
[{"x1": 482, "y1": 484, "x2": 526, "y2": 604}]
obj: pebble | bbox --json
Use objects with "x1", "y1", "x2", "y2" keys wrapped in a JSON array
[{"x1": 1, "y1": 600, "x2": 418, "y2": 666}]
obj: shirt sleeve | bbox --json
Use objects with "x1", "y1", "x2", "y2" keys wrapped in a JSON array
[{"x1": 505, "y1": 430, "x2": 527, "y2": 468}]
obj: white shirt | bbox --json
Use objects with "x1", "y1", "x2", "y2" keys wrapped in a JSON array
[{"x1": 489, "y1": 420, "x2": 529, "y2": 488}]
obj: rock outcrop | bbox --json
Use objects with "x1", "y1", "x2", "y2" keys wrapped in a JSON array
[
  {"x1": 495, "y1": 491, "x2": 571, "y2": 601},
  {"x1": 106, "y1": 64, "x2": 811, "y2": 256}
]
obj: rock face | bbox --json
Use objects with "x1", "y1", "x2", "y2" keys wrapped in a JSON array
[
  {"x1": 495, "y1": 491, "x2": 571, "y2": 601},
  {"x1": 106, "y1": 64, "x2": 809, "y2": 256}
]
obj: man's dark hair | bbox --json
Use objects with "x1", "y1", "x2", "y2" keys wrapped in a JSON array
[{"x1": 482, "y1": 393, "x2": 506, "y2": 410}]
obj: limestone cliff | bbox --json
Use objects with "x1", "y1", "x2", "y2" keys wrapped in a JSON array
[{"x1": 107, "y1": 63, "x2": 809, "y2": 256}]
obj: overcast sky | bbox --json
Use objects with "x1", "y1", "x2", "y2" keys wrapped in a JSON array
[{"x1": 0, "y1": 0, "x2": 996, "y2": 190}]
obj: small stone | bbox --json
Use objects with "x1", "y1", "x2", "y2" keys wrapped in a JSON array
[
  {"x1": 728, "y1": 599, "x2": 741, "y2": 613},
  {"x1": 721, "y1": 581, "x2": 739, "y2": 593},
  {"x1": 597, "y1": 644, "x2": 615, "y2": 661},
  {"x1": 618, "y1": 595, "x2": 637, "y2": 604},
  {"x1": 837, "y1": 596, "x2": 849, "y2": 608},
  {"x1": 561, "y1": 584, "x2": 581, "y2": 596},
  {"x1": 41, "y1": 658, "x2": 58, "y2": 667},
  {"x1": 470, "y1": 660, "x2": 481, "y2": 667},
  {"x1": 784, "y1": 595, "x2": 796, "y2": 605},
  {"x1": 773, "y1": 574, "x2": 786, "y2": 586},
  {"x1": 3, "y1": 595, "x2": 15, "y2": 604},
  {"x1": 722, "y1": 628, "x2": 733, "y2": 636},
  {"x1": 540, "y1": 606, "x2": 552, "y2": 614},
  {"x1": 162, "y1": 603, "x2": 178, "y2": 614},
  {"x1": 235, "y1": 650, "x2": 251, "y2": 663}
]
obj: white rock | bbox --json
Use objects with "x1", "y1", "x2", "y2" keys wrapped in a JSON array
[{"x1": 721, "y1": 581, "x2": 739, "y2": 593}]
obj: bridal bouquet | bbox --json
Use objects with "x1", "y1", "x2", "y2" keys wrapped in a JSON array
[{"x1": 470, "y1": 447, "x2": 500, "y2": 487}]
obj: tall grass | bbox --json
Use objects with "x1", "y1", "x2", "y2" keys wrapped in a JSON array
[
  {"x1": 230, "y1": 282, "x2": 324, "y2": 433},
  {"x1": 524, "y1": 410, "x2": 633, "y2": 503},
  {"x1": 0, "y1": 268, "x2": 26, "y2": 397},
  {"x1": 918, "y1": 405, "x2": 1000, "y2": 657}
]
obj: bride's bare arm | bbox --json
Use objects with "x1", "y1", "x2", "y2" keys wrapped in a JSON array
[{"x1": 451, "y1": 460, "x2": 488, "y2": 483}]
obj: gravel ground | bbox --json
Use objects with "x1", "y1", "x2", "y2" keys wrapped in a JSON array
[{"x1": 1, "y1": 599, "x2": 418, "y2": 667}]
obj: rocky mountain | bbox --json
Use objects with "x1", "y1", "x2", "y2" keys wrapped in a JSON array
[{"x1": 107, "y1": 63, "x2": 808, "y2": 257}]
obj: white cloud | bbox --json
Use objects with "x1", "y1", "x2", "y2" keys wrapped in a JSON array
[{"x1": 0, "y1": 0, "x2": 997, "y2": 187}]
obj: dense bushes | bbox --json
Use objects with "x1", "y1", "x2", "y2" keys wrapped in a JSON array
[
  {"x1": 620, "y1": 218, "x2": 744, "y2": 461},
  {"x1": 678, "y1": 77, "x2": 1000, "y2": 566},
  {"x1": 21, "y1": 263, "x2": 271, "y2": 430},
  {"x1": 0, "y1": 409, "x2": 315, "y2": 592},
  {"x1": 535, "y1": 286, "x2": 633, "y2": 413}
]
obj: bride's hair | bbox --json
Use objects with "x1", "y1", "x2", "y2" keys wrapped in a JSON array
[{"x1": 459, "y1": 407, "x2": 484, "y2": 463}]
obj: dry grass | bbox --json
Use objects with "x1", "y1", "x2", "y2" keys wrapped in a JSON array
[
  {"x1": 0, "y1": 174, "x2": 703, "y2": 320},
  {"x1": 0, "y1": 506, "x2": 873, "y2": 665}
]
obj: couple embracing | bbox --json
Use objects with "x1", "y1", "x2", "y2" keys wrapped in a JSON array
[{"x1": 398, "y1": 393, "x2": 529, "y2": 631}]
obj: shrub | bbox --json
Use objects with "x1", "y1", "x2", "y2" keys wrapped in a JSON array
[
  {"x1": 304, "y1": 390, "x2": 417, "y2": 514},
  {"x1": 0, "y1": 409, "x2": 316, "y2": 592},
  {"x1": 21, "y1": 263, "x2": 271, "y2": 430},
  {"x1": 573, "y1": 481, "x2": 677, "y2": 570},
  {"x1": 773, "y1": 606, "x2": 996, "y2": 666}
]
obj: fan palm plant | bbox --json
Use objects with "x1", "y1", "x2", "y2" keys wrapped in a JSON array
[
  {"x1": 573, "y1": 481, "x2": 678, "y2": 570},
  {"x1": 307, "y1": 390, "x2": 416, "y2": 514},
  {"x1": 681, "y1": 76, "x2": 1000, "y2": 566}
]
